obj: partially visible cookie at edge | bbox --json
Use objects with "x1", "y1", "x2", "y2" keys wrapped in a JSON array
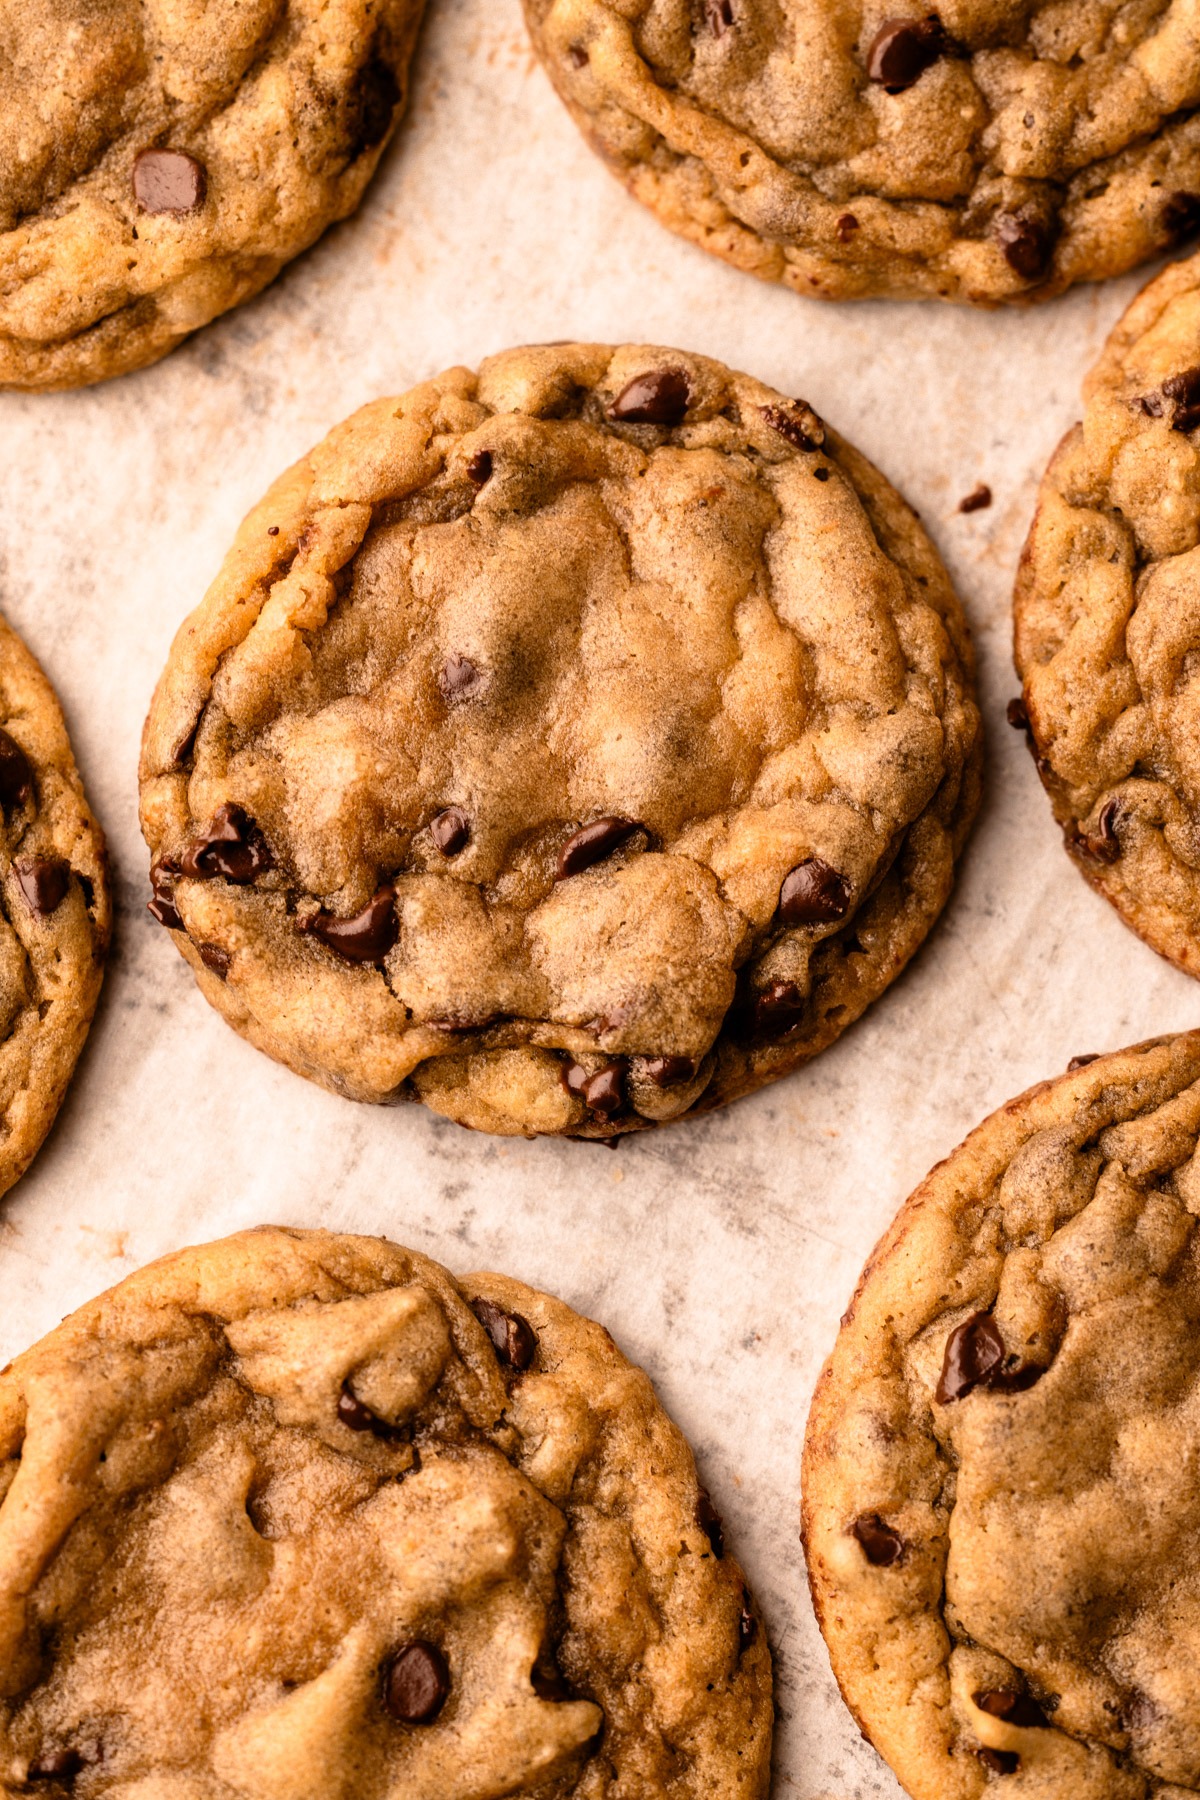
[
  {"x1": 0, "y1": 1224, "x2": 771, "y2": 1797},
  {"x1": 0, "y1": 610, "x2": 109, "y2": 1201},
  {"x1": 1016, "y1": 247, "x2": 1200, "y2": 975},
  {"x1": 522, "y1": 0, "x2": 1200, "y2": 305},
  {"x1": 138, "y1": 341, "x2": 981, "y2": 1140},
  {"x1": 804, "y1": 1030, "x2": 1200, "y2": 1799},
  {"x1": 0, "y1": 0, "x2": 425, "y2": 390}
]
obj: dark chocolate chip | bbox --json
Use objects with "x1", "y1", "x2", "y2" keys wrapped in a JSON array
[
  {"x1": 752, "y1": 978, "x2": 806, "y2": 1035},
  {"x1": 471, "y1": 1296, "x2": 537, "y2": 1371},
  {"x1": 299, "y1": 886, "x2": 398, "y2": 964},
  {"x1": 813, "y1": 466, "x2": 831, "y2": 480},
  {"x1": 337, "y1": 1381, "x2": 404, "y2": 1440},
  {"x1": 179, "y1": 803, "x2": 272, "y2": 883},
  {"x1": 132, "y1": 147, "x2": 207, "y2": 215},
  {"x1": 609, "y1": 368, "x2": 691, "y2": 426},
  {"x1": 975, "y1": 1690, "x2": 1049, "y2": 1729},
  {"x1": 1162, "y1": 366, "x2": 1200, "y2": 433},
  {"x1": 1006, "y1": 697, "x2": 1029, "y2": 731},
  {"x1": 15, "y1": 857, "x2": 69, "y2": 917},
  {"x1": 197, "y1": 942, "x2": 231, "y2": 979},
  {"x1": 641, "y1": 1054, "x2": 696, "y2": 1088},
  {"x1": 562, "y1": 1058, "x2": 589, "y2": 1100},
  {"x1": 1070, "y1": 798, "x2": 1122, "y2": 864},
  {"x1": 430, "y1": 807, "x2": 470, "y2": 856},
  {"x1": 779, "y1": 858, "x2": 852, "y2": 925},
  {"x1": 26, "y1": 1749, "x2": 84, "y2": 1783},
  {"x1": 975, "y1": 1747, "x2": 1020, "y2": 1776},
  {"x1": 836, "y1": 212, "x2": 859, "y2": 242},
  {"x1": 384, "y1": 1642, "x2": 450, "y2": 1724},
  {"x1": 147, "y1": 858, "x2": 183, "y2": 931},
  {"x1": 738, "y1": 1588, "x2": 758, "y2": 1651},
  {"x1": 467, "y1": 450, "x2": 493, "y2": 485},
  {"x1": 582, "y1": 1063, "x2": 623, "y2": 1116},
  {"x1": 760, "y1": 403, "x2": 820, "y2": 451},
  {"x1": 695, "y1": 1489, "x2": 725, "y2": 1558},
  {"x1": 172, "y1": 716, "x2": 200, "y2": 767},
  {"x1": 1067, "y1": 1052, "x2": 1099, "y2": 1071},
  {"x1": 851, "y1": 1513, "x2": 904, "y2": 1566},
  {"x1": 0, "y1": 729, "x2": 33, "y2": 813},
  {"x1": 437, "y1": 654, "x2": 482, "y2": 701},
  {"x1": 556, "y1": 816, "x2": 641, "y2": 878},
  {"x1": 936, "y1": 1312, "x2": 1006, "y2": 1403},
  {"x1": 267, "y1": 524, "x2": 280, "y2": 536},
  {"x1": 959, "y1": 483, "x2": 992, "y2": 513},
  {"x1": 348, "y1": 55, "x2": 401, "y2": 154},
  {"x1": 567, "y1": 41, "x2": 589, "y2": 66},
  {"x1": 866, "y1": 15, "x2": 945, "y2": 90},
  {"x1": 1161, "y1": 190, "x2": 1200, "y2": 244},
  {"x1": 994, "y1": 209, "x2": 1053, "y2": 282}
]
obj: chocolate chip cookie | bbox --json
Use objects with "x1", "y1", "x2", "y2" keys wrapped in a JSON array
[
  {"x1": 524, "y1": 0, "x2": 1200, "y2": 304},
  {"x1": 0, "y1": 611, "x2": 109, "y2": 1201},
  {"x1": 0, "y1": 0, "x2": 424, "y2": 390},
  {"x1": 0, "y1": 1224, "x2": 771, "y2": 1796},
  {"x1": 804, "y1": 1030, "x2": 1200, "y2": 1799},
  {"x1": 1015, "y1": 248, "x2": 1200, "y2": 975},
  {"x1": 138, "y1": 342, "x2": 981, "y2": 1139}
]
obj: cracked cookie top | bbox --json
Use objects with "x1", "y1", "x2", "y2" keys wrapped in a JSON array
[
  {"x1": 0, "y1": 1225, "x2": 770, "y2": 1799},
  {"x1": 1016, "y1": 248, "x2": 1200, "y2": 975},
  {"x1": 804, "y1": 1031, "x2": 1200, "y2": 1800},
  {"x1": 523, "y1": 0, "x2": 1200, "y2": 304},
  {"x1": 0, "y1": 0, "x2": 424, "y2": 390},
  {"x1": 0, "y1": 610, "x2": 109, "y2": 1202},
  {"x1": 138, "y1": 342, "x2": 980, "y2": 1139}
]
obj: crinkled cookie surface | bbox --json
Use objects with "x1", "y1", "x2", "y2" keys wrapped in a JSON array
[
  {"x1": 0, "y1": 0, "x2": 424, "y2": 390},
  {"x1": 0, "y1": 1226, "x2": 770, "y2": 1799},
  {"x1": 138, "y1": 342, "x2": 980, "y2": 1140},
  {"x1": 1016, "y1": 248, "x2": 1200, "y2": 975},
  {"x1": 0, "y1": 611, "x2": 109, "y2": 1203},
  {"x1": 803, "y1": 1031, "x2": 1200, "y2": 1799},
  {"x1": 524, "y1": 0, "x2": 1200, "y2": 304}
]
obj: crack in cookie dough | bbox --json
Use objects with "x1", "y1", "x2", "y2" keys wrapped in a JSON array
[
  {"x1": 0, "y1": 1225, "x2": 771, "y2": 1798},
  {"x1": 523, "y1": 0, "x2": 1200, "y2": 304},
  {"x1": 803, "y1": 1032, "x2": 1200, "y2": 1799},
  {"x1": 0, "y1": 610, "x2": 109, "y2": 1202},
  {"x1": 138, "y1": 342, "x2": 981, "y2": 1139},
  {"x1": 1016, "y1": 248, "x2": 1200, "y2": 976},
  {"x1": 0, "y1": 0, "x2": 425, "y2": 390}
]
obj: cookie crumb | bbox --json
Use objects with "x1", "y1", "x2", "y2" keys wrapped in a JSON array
[{"x1": 958, "y1": 483, "x2": 992, "y2": 514}]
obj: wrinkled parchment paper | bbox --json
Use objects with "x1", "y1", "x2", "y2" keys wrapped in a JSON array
[{"x1": 2, "y1": 4, "x2": 1198, "y2": 1793}]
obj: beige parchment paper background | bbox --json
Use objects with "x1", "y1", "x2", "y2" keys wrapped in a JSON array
[{"x1": 2, "y1": 3, "x2": 1199, "y2": 1793}]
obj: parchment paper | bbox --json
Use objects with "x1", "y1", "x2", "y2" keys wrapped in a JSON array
[{"x1": 2, "y1": 5, "x2": 1197, "y2": 1792}]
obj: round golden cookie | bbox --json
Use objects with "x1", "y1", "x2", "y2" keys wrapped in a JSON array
[
  {"x1": 0, "y1": 1224, "x2": 771, "y2": 1797},
  {"x1": 0, "y1": 0, "x2": 425, "y2": 390},
  {"x1": 1014, "y1": 248, "x2": 1200, "y2": 975},
  {"x1": 803, "y1": 1030, "x2": 1200, "y2": 1800},
  {"x1": 138, "y1": 341, "x2": 981, "y2": 1140},
  {"x1": 0, "y1": 611, "x2": 109, "y2": 1201},
  {"x1": 523, "y1": 0, "x2": 1200, "y2": 305}
]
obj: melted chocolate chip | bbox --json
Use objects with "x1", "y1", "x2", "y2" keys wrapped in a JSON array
[
  {"x1": 1006, "y1": 696, "x2": 1030, "y2": 731},
  {"x1": 430, "y1": 807, "x2": 470, "y2": 856},
  {"x1": 609, "y1": 368, "x2": 691, "y2": 426},
  {"x1": 779, "y1": 858, "x2": 852, "y2": 926},
  {"x1": 641, "y1": 1054, "x2": 696, "y2": 1088},
  {"x1": 567, "y1": 41, "x2": 588, "y2": 66},
  {"x1": 348, "y1": 55, "x2": 400, "y2": 154},
  {"x1": 556, "y1": 816, "x2": 641, "y2": 878},
  {"x1": 959, "y1": 483, "x2": 992, "y2": 513},
  {"x1": 752, "y1": 979, "x2": 806, "y2": 1035},
  {"x1": 738, "y1": 1588, "x2": 758, "y2": 1651},
  {"x1": 437, "y1": 653, "x2": 482, "y2": 701},
  {"x1": 15, "y1": 857, "x2": 69, "y2": 917},
  {"x1": 836, "y1": 212, "x2": 859, "y2": 242},
  {"x1": 866, "y1": 15, "x2": 945, "y2": 90},
  {"x1": 1162, "y1": 367, "x2": 1200, "y2": 433},
  {"x1": 706, "y1": 0, "x2": 734, "y2": 30},
  {"x1": 1161, "y1": 191, "x2": 1200, "y2": 244},
  {"x1": 936, "y1": 1313, "x2": 1044, "y2": 1403},
  {"x1": 147, "y1": 859, "x2": 182, "y2": 931},
  {"x1": 851, "y1": 1513, "x2": 904, "y2": 1566},
  {"x1": 197, "y1": 942, "x2": 231, "y2": 979},
  {"x1": 299, "y1": 887, "x2": 398, "y2": 964},
  {"x1": 337, "y1": 1382, "x2": 404, "y2": 1439},
  {"x1": 975, "y1": 1690, "x2": 1049, "y2": 1729},
  {"x1": 695, "y1": 1490, "x2": 725, "y2": 1558},
  {"x1": 471, "y1": 1296, "x2": 537, "y2": 1371},
  {"x1": 1067, "y1": 1052, "x2": 1099, "y2": 1071},
  {"x1": 583, "y1": 1063, "x2": 623, "y2": 1115},
  {"x1": 179, "y1": 803, "x2": 272, "y2": 883},
  {"x1": 760, "y1": 403, "x2": 820, "y2": 451},
  {"x1": 975, "y1": 1747, "x2": 1020, "y2": 1776},
  {"x1": 26, "y1": 1749, "x2": 84, "y2": 1783},
  {"x1": 0, "y1": 729, "x2": 32, "y2": 813},
  {"x1": 132, "y1": 147, "x2": 207, "y2": 215},
  {"x1": 994, "y1": 209, "x2": 1053, "y2": 282},
  {"x1": 384, "y1": 1643, "x2": 450, "y2": 1724},
  {"x1": 1071, "y1": 798, "x2": 1122, "y2": 864},
  {"x1": 467, "y1": 449, "x2": 493, "y2": 485}
]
